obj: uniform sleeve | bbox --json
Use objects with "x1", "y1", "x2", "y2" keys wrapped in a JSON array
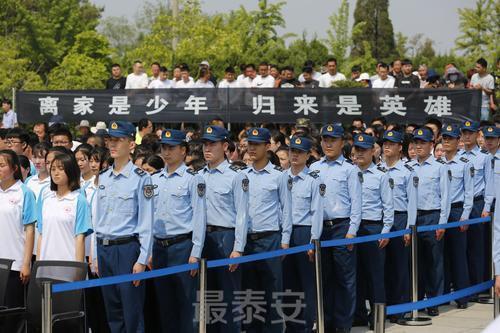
[
  {"x1": 484, "y1": 155, "x2": 495, "y2": 213},
  {"x1": 310, "y1": 177, "x2": 324, "y2": 241},
  {"x1": 381, "y1": 173, "x2": 394, "y2": 234},
  {"x1": 136, "y1": 175, "x2": 154, "y2": 265},
  {"x1": 461, "y1": 161, "x2": 474, "y2": 220},
  {"x1": 494, "y1": 185, "x2": 500, "y2": 274},
  {"x1": 75, "y1": 194, "x2": 93, "y2": 236},
  {"x1": 36, "y1": 191, "x2": 45, "y2": 234},
  {"x1": 189, "y1": 174, "x2": 207, "y2": 258},
  {"x1": 347, "y1": 167, "x2": 362, "y2": 235},
  {"x1": 405, "y1": 171, "x2": 418, "y2": 227},
  {"x1": 232, "y1": 173, "x2": 249, "y2": 253},
  {"x1": 439, "y1": 164, "x2": 451, "y2": 224},
  {"x1": 278, "y1": 172, "x2": 292, "y2": 245},
  {"x1": 21, "y1": 185, "x2": 37, "y2": 225}
]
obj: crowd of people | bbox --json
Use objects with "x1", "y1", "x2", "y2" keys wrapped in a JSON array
[{"x1": 0, "y1": 107, "x2": 499, "y2": 333}]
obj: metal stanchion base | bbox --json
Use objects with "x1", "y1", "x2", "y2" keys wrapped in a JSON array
[
  {"x1": 398, "y1": 316, "x2": 432, "y2": 326},
  {"x1": 478, "y1": 297, "x2": 494, "y2": 304}
]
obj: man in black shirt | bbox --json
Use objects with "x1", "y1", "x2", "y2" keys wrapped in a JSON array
[
  {"x1": 280, "y1": 66, "x2": 301, "y2": 88},
  {"x1": 301, "y1": 66, "x2": 320, "y2": 88},
  {"x1": 105, "y1": 64, "x2": 127, "y2": 89},
  {"x1": 395, "y1": 59, "x2": 420, "y2": 88}
]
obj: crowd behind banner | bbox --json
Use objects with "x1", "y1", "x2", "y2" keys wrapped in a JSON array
[{"x1": 0, "y1": 53, "x2": 498, "y2": 333}]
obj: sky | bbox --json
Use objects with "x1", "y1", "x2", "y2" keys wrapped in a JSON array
[{"x1": 91, "y1": 0, "x2": 476, "y2": 54}]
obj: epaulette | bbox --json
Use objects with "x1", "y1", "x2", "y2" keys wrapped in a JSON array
[
  {"x1": 134, "y1": 168, "x2": 146, "y2": 176},
  {"x1": 377, "y1": 166, "x2": 387, "y2": 173},
  {"x1": 459, "y1": 157, "x2": 469, "y2": 163},
  {"x1": 345, "y1": 159, "x2": 354, "y2": 164},
  {"x1": 404, "y1": 164, "x2": 414, "y2": 172},
  {"x1": 436, "y1": 158, "x2": 446, "y2": 164},
  {"x1": 481, "y1": 148, "x2": 489, "y2": 154},
  {"x1": 99, "y1": 167, "x2": 109, "y2": 175},
  {"x1": 186, "y1": 168, "x2": 198, "y2": 175},
  {"x1": 309, "y1": 171, "x2": 319, "y2": 179},
  {"x1": 274, "y1": 165, "x2": 284, "y2": 172},
  {"x1": 229, "y1": 164, "x2": 245, "y2": 172}
]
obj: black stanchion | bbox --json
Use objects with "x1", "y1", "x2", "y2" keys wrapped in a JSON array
[
  {"x1": 313, "y1": 240, "x2": 325, "y2": 333},
  {"x1": 199, "y1": 259, "x2": 207, "y2": 333},
  {"x1": 398, "y1": 225, "x2": 432, "y2": 326},
  {"x1": 42, "y1": 281, "x2": 53, "y2": 333}
]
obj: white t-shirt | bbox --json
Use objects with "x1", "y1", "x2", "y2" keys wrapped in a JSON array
[
  {"x1": 251, "y1": 75, "x2": 275, "y2": 88},
  {"x1": 372, "y1": 76, "x2": 396, "y2": 88},
  {"x1": 174, "y1": 78, "x2": 195, "y2": 88},
  {"x1": 194, "y1": 80, "x2": 215, "y2": 88},
  {"x1": 37, "y1": 190, "x2": 92, "y2": 261},
  {"x1": 0, "y1": 181, "x2": 36, "y2": 271},
  {"x1": 470, "y1": 73, "x2": 495, "y2": 107},
  {"x1": 217, "y1": 79, "x2": 240, "y2": 88},
  {"x1": 318, "y1": 72, "x2": 347, "y2": 87},
  {"x1": 148, "y1": 79, "x2": 174, "y2": 89},
  {"x1": 238, "y1": 77, "x2": 255, "y2": 88},
  {"x1": 125, "y1": 73, "x2": 149, "y2": 89},
  {"x1": 26, "y1": 174, "x2": 51, "y2": 255},
  {"x1": 2, "y1": 110, "x2": 17, "y2": 128},
  {"x1": 298, "y1": 71, "x2": 322, "y2": 83}
]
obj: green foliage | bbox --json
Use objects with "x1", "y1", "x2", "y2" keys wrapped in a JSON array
[
  {"x1": 47, "y1": 53, "x2": 107, "y2": 90},
  {"x1": 331, "y1": 80, "x2": 365, "y2": 88},
  {"x1": 327, "y1": 0, "x2": 350, "y2": 66}
]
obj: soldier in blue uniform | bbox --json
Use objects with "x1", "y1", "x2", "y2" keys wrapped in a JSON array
[
  {"x1": 352, "y1": 133, "x2": 394, "y2": 329},
  {"x1": 242, "y1": 127, "x2": 292, "y2": 333},
  {"x1": 380, "y1": 130, "x2": 417, "y2": 321},
  {"x1": 460, "y1": 121, "x2": 489, "y2": 293},
  {"x1": 283, "y1": 135, "x2": 324, "y2": 333},
  {"x1": 201, "y1": 125, "x2": 249, "y2": 333},
  {"x1": 310, "y1": 124, "x2": 362, "y2": 333},
  {"x1": 441, "y1": 124, "x2": 474, "y2": 308},
  {"x1": 151, "y1": 129, "x2": 207, "y2": 333},
  {"x1": 410, "y1": 127, "x2": 450, "y2": 316},
  {"x1": 92, "y1": 121, "x2": 154, "y2": 333}
]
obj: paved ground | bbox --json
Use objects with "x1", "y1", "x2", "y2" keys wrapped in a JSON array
[{"x1": 352, "y1": 303, "x2": 494, "y2": 333}]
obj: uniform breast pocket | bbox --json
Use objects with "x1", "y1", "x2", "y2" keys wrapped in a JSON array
[
  {"x1": 364, "y1": 182, "x2": 380, "y2": 196},
  {"x1": 170, "y1": 187, "x2": 190, "y2": 210},
  {"x1": 261, "y1": 184, "x2": 278, "y2": 203},
  {"x1": 423, "y1": 176, "x2": 439, "y2": 192},
  {"x1": 117, "y1": 192, "x2": 136, "y2": 215},
  {"x1": 474, "y1": 165, "x2": 484, "y2": 179},
  {"x1": 294, "y1": 191, "x2": 311, "y2": 210},
  {"x1": 213, "y1": 187, "x2": 232, "y2": 208},
  {"x1": 331, "y1": 176, "x2": 348, "y2": 194}
]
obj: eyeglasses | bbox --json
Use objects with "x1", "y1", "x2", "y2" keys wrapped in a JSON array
[{"x1": 6, "y1": 139, "x2": 22, "y2": 145}]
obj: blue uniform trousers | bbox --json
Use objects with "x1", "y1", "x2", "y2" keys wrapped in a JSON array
[
  {"x1": 320, "y1": 219, "x2": 356, "y2": 331},
  {"x1": 97, "y1": 240, "x2": 145, "y2": 333},
  {"x1": 152, "y1": 238, "x2": 196, "y2": 333}
]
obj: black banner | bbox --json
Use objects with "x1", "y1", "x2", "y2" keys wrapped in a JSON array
[{"x1": 16, "y1": 88, "x2": 481, "y2": 124}]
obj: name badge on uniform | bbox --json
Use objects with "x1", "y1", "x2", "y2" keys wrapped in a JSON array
[
  {"x1": 319, "y1": 184, "x2": 326, "y2": 196},
  {"x1": 287, "y1": 177, "x2": 293, "y2": 191},
  {"x1": 470, "y1": 167, "x2": 474, "y2": 178},
  {"x1": 197, "y1": 183, "x2": 206, "y2": 197},
  {"x1": 413, "y1": 176, "x2": 419, "y2": 187},
  {"x1": 388, "y1": 178, "x2": 394, "y2": 189},
  {"x1": 242, "y1": 178, "x2": 249, "y2": 192},
  {"x1": 143, "y1": 185, "x2": 154, "y2": 199},
  {"x1": 358, "y1": 172, "x2": 364, "y2": 184}
]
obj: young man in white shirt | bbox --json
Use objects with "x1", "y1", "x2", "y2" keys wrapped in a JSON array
[
  {"x1": 372, "y1": 63, "x2": 395, "y2": 88},
  {"x1": 1, "y1": 99, "x2": 17, "y2": 129},
  {"x1": 239, "y1": 64, "x2": 257, "y2": 88},
  {"x1": 470, "y1": 57, "x2": 495, "y2": 121},
  {"x1": 174, "y1": 65, "x2": 195, "y2": 88},
  {"x1": 319, "y1": 58, "x2": 346, "y2": 88},
  {"x1": 149, "y1": 62, "x2": 161, "y2": 83},
  {"x1": 125, "y1": 61, "x2": 149, "y2": 89},
  {"x1": 251, "y1": 62, "x2": 275, "y2": 88},
  {"x1": 148, "y1": 66, "x2": 173, "y2": 89},
  {"x1": 218, "y1": 67, "x2": 240, "y2": 88}
]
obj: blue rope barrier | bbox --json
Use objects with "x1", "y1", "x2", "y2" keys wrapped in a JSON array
[
  {"x1": 321, "y1": 229, "x2": 409, "y2": 248},
  {"x1": 417, "y1": 217, "x2": 491, "y2": 233},
  {"x1": 386, "y1": 280, "x2": 494, "y2": 315}
]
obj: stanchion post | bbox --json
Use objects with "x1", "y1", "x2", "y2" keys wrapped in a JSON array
[
  {"x1": 494, "y1": 287, "x2": 500, "y2": 319},
  {"x1": 199, "y1": 259, "x2": 207, "y2": 333},
  {"x1": 313, "y1": 240, "x2": 325, "y2": 333},
  {"x1": 41, "y1": 281, "x2": 52, "y2": 333},
  {"x1": 374, "y1": 303, "x2": 386, "y2": 333},
  {"x1": 398, "y1": 225, "x2": 432, "y2": 326},
  {"x1": 479, "y1": 215, "x2": 494, "y2": 304}
]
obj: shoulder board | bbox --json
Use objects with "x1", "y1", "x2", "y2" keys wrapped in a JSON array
[
  {"x1": 481, "y1": 149, "x2": 489, "y2": 154},
  {"x1": 404, "y1": 164, "x2": 414, "y2": 172},
  {"x1": 151, "y1": 169, "x2": 162, "y2": 176},
  {"x1": 274, "y1": 165, "x2": 284, "y2": 172},
  {"x1": 186, "y1": 168, "x2": 198, "y2": 175},
  {"x1": 99, "y1": 167, "x2": 109, "y2": 175},
  {"x1": 134, "y1": 168, "x2": 146, "y2": 176},
  {"x1": 459, "y1": 157, "x2": 469, "y2": 163},
  {"x1": 377, "y1": 166, "x2": 387, "y2": 173},
  {"x1": 345, "y1": 159, "x2": 354, "y2": 164},
  {"x1": 436, "y1": 158, "x2": 446, "y2": 164},
  {"x1": 309, "y1": 171, "x2": 319, "y2": 179}
]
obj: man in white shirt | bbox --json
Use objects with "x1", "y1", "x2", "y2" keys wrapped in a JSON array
[
  {"x1": 149, "y1": 62, "x2": 161, "y2": 83},
  {"x1": 194, "y1": 67, "x2": 215, "y2": 88},
  {"x1": 318, "y1": 58, "x2": 346, "y2": 87},
  {"x1": 174, "y1": 65, "x2": 195, "y2": 88},
  {"x1": 239, "y1": 64, "x2": 257, "y2": 88},
  {"x1": 372, "y1": 63, "x2": 395, "y2": 88},
  {"x1": 125, "y1": 61, "x2": 149, "y2": 89},
  {"x1": 1, "y1": 99, "x2": 17, "y2": 129},
  {"x1": 218, "y1": 67, "x2": 240, "y2": 88},
  {"x1": 148, "y1": 66, "x2": 173, "y2": 89},
  {"x1": 470, "y1": 57, "x2": 495, "y2": 121},
  {"x1": 298, "y1": 60, "x2": 322, "y2": 83},
  {"x1": 251, "y1": 62, "x2": 275, "y2": 88}
]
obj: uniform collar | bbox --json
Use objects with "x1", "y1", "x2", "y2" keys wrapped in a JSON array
[
  {"x1": 110, "y1": 160, "x2": 134, "y2": 178},
  {"x1": 383, "y1": 159, "x2": 404, "y2": 170},
  {"x1": 320, "y1": 155, "x2": 344, "y2": 165},
  {"x1": 463, "y1": 145, "x2": 480, "y2": 155},
  {"x1": 204, "y1": 159, "x2": 230, "y2": 174},
  {"x1": 48, "y1": 189, "x2": 79, "y2": 201},
  {"x1": 250, "y1": 161, "x2": 274, "y2": 174},
  {"x1": 417, "y1": 155, "x2": 435, "y2": 166},
  {"x1": 287, "y1": 166, "x2": 309, "y2": 179},
  {"x1": 443, "y1": 153, "x2": 461, "y2": 164},
  {"x1": 362, "y1": 162, "x2": 377, "y2": 174},
  {"x1": 161, "y1": 163, "x2": 187, "y2": 178},
  {"x1": 0, "y1": 180, "x2": 22, "y2": 193}
]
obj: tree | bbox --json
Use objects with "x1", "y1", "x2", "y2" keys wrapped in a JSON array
[
  {"x1": 351, "y1": 0, "x2": 396, "y2": 61},
  {"x1": 394, "y1": 32, "x2": 408, "y2": 59},
  {"x1": 455, "y1": 0, "x2": 500, "y2": 68},
  {"x1": 99, "y1": 16, "x2": 140, "y2": 61},
  {"x1": 327, "y1": 0, "x2": 350, "y2": 66}
]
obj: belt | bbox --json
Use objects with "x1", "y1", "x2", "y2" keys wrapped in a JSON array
[
  {"x1": 323, "y1": 218, "x2": 348, "y2": 228},
  {"x1": 154, "y1": 233, "x2": 192, "y2": 247},
  {"x1": 394, "y1": 211, "x2": 407, "y2": 215},
  {"x1": 417, "y1": 209, "x2": 440, "y2": 216},
  {"x1": 451, "y1": 202, "x2": 464, "y2": 209},
  {"x1": 247, "y1": 230, "x2": 278, "y2": 241},
  {"x1": 97, "y1": 236, "x2": 137, "y2": 246},
  {"x1": 474, "y1": 195, "x2": 484, "y2": 202},
  {"x1": 206, "y1": 225, "x2": 235, "y2": 233},
  {"x1": 361, "y1": 219, "x2": 382, "y2": 225}
]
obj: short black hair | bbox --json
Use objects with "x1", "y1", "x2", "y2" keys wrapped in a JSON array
[
  {"x1": 402, "y1": 59, "x2": 412, "y2": 65},
  {"x1": 259, "y1": 62, "x2": 269, "y2": 68},
  {"x1": 33, "y1": 142, "x2": 51, "y2": 159},
  {"x1": 302, "y1": 66, "x2": 313, "y2": 74},
  {"x1": 225, "y1": 66, "x2": 235, "y2": 74},
  {"x1": 159, "y1": 66, "x2": 168, "y2": 72},
  {"x1": 151, "y1": 62, "x2": 161, "y2": 67},
  {"x1": 245, "y1": 64, "x2": 256, "y2": 71},
  {"x1": 425, "y1": 117, "x2": 443, "y2": 131},
  {"x1": 282, "y1": 65, "x2": 294, "y2": 72},
  {"x1": 138, "y1": 118, "x2": 151, "y2": 131},
  {"x1": 6, "y1": 128, "x2": 30, "y2": 144},
  {"x1": 133, "y1": 60, "x2": 143, "y2": 65},
  {"x1": 180, "y1": 64, "x2": 190, "y2": 72},
  {"x1": 0, "y1": 128, "x2": 8, "y2": 139},
  {"x1": 326, "y1": 57, "x2": 338, "y2": 65},
  {"x1": 18, "y1": 155, "x2": 31, "y2": 175},
  {"x1": 51, "y1": 127, "x2": 73, "y2": 142},
  {"x1": 2, "y1": 99, "x2": 12, "y2": 106},
  {"x1": 50, "y1": 153, "x2": 81, "y2": 192},
  {"x1": 303, "y1": 60, "x2": 315, "y2": 67},
  {"x1": 143, "y1": 154, "x2": 165, "y2": 171},
  {"x1": 111, "y1": 63, "x2": 121, "y2": 69},
  {"x1": 379, "y1": 62, "x2": 389, "y2": 70},
  {"x1": 476, "y1": 57, "x2": 488, "y2": 68},
  {"x1": 351, "y1": 65, "x2": 361, "y2": 72}
]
